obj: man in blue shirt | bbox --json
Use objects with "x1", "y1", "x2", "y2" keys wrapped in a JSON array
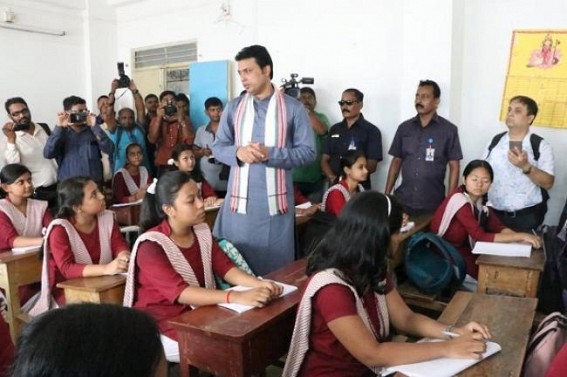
[
  {"x1": 385, "y1": 80, "x2": 463, "y2": 215},
  {"x1": 44, "y1": 96, "x2": 114, "y2": 185}
]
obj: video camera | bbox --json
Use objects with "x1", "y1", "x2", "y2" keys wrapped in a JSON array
[
  {"x1": 117, "y1": 62, "x2": 131, "y2": 88},
  {"x1": 280, "y1": 73, "x2": 314, "y2": 99}
]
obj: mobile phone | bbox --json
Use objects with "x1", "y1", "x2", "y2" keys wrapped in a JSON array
[{"x1": 509, "y1": 141, "x2": 522, "y2": 152}]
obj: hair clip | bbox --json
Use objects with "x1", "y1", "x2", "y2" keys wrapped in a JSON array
[
  {"x1": 167, "y1": 158, "x2": 175, "y2": 166},
  {"x1": 147, "y1": 178, "x2": 158, "y2": 195}
]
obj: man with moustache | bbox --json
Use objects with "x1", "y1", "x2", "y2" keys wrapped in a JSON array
[
  {"x1": 321, "y1": 88, "x2": 382, "y2": 189},
  {"x1": 44, "y1": 95, "x2": 114, "y2": 186},
  {"x1": 212, "y1": 44, "x2": 315, "y2": 275},
  {"x1": 1, "y1": 97, "x2": 58, "y2": 209},
  {"x1": 385, "y1": 80, "x2": 463, "y2": 215}
]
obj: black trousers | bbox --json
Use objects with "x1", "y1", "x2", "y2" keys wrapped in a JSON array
[{"x1": 493, "y1": 202, "x2": 547, "y2": 233}]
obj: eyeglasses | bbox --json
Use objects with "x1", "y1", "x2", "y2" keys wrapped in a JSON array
[
  {"x1": 338, "y1": 100, "x2": 360, "y2": 106},
  {"x1": 10, "y1": 108, "x2": 29, "y2": 117}
]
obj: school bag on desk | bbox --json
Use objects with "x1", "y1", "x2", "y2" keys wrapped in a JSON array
[
  {"x1": 404, "y1": 232, "x2": 466, "y2": 295},
  {"x1": 523, "y1": 312, "x2": 567, "y2": 377}
]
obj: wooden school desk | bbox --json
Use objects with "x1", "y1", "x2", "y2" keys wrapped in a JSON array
[
  {"x1": 438, "y1": 291, "x2": 537, "y2": 377},
  {"x1": 205, "y1": 206, "x2": 220, "y2": 230},
  {"x1": 57, "y1": 275, "x2": 126, "y2": 305},
  {"x1": 0, "y1": 249, "x2": 42, "y2": 342},
  {"x1": 476, "y1": 247, "x2": 544, "y2": 298},
  {"x1": 169, "y1": 258, "x2": 308, "y2": 377}
]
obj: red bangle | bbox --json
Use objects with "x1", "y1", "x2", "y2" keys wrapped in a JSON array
[{"x1": 225, "y1": 290, "x2": 232, "y2": 304}]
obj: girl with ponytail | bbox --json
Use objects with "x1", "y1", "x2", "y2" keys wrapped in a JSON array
[{"x1": 125, "y1": 171, "x2": 282, "y2": 363}]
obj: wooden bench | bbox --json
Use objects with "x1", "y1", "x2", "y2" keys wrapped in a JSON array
[
  {"x1": 57, "y1": 275, "x2": 126, "y2": 305},
  {"x1": 476, "y1": 247, "x2": 544, "y2": 298},
  {"x1": 0, "y1": 249, "x2": 42, "y2": 342}
]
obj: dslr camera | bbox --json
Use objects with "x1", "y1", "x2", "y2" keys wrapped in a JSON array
[
  {"x1": 69, "y1": 111, "x2": 88, "y2": 124},
  {"x1": 164, "y1": 100, "x2": 177, "y2": 116},
  {"x1": 280, "y1": 73, "x2": 314, "y2": 99},
  {"x1": 117, "y1": 62, "x2": 131, "y2": 88}
]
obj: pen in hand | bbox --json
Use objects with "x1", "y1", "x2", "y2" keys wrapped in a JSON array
[{"x1": 443, "y1": 330, "x2": 488, "y2": 344}]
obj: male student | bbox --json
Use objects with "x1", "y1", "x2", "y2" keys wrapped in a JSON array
[{"x1": 193, "y1": 96, "x2": 228, "y2": 196}]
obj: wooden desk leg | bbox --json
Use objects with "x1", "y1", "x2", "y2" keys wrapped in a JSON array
[
  {"x1": 178, "y1": 335, "x2": 202, "y2": 377},
  {"x1": 0, "y1": 263, "x2": 21, "y2": 342}
]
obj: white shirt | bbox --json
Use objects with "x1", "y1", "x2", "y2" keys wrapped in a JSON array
[
  {"x1": 483, "y1": 131, "x2": 554, "y2": 211},
  {"x1": 0, "y1": 123, "x2": 58, "y2": 187}
]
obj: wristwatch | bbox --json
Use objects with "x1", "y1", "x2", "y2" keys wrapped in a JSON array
[{"x1": 523, "y1": 165, "x2": 532, "y2": 174}]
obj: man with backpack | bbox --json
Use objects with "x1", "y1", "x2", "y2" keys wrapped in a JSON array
[
  {"x1": 1, "y1": 97, "x2": 58, "y2": 211},
  {"x1": 484, "y1": 95, "x2": 555, "y2": 232}
]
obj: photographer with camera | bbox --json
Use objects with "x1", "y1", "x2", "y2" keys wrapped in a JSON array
[
  {"x1": 103, "y1": 79, "x2": 151, "y2": 174},
  {"x1": 43, "y1": 96, "x2": 114, "y2": 186},
  {"x1": 148, "y1": 90, "x2": 193, "y2": 177},
  {"x1": 1, "y1": 97, "x2": 58, "y2": 211}
]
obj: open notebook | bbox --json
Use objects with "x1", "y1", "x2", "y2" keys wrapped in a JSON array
[
  {"x1": 218, "y1": 282, "x2": 298, "y2": 313},
  {"x1": 472, "y1": 241, "x2": 531, "y2": 258},
  {"x1": 11, "y1": 245, "x2": 41, "y2": 255},
  {"x1": 381, "y1": 339, "x2": 501, "y2": 377}
]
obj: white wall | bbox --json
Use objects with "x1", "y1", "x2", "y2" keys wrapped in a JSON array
[{"x1": 0, "y1": 0, "x2": 88, "y2": 123}]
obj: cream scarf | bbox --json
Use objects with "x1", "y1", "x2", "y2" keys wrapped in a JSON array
[
  {"x1": 230, "y1": 87, "x2": 288, "y2": 216},
  {"x1": 25, "y1": 210, "x2": 114, "y2": 317},
  {"x1": 123, "y1": 223, "x2": 214, "y2": 308},
  {"x1": 282, "y1": 269, "x2": 389, "y2": 377}
]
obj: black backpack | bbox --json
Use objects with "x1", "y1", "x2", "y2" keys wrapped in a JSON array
[
  {"x1": 37, "y1": 122, "x2": 51, "y2": 136},
  {"x1": 538, "y1": 219, "x2": 567, "y2": 313}
]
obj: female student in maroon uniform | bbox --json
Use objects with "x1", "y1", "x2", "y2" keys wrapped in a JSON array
[
  {"x1": 169, "y1": 143, "x2": 220, "y2": 208},
  {"x1": 123, "y1": 171, "x2": 282, "y2": 362},
  {"x1": 430, "y1": 160, "x2": 541, "y2": 279},
  {"x1": 112, "y1": 143, "x2": 152, "y2": 204},
  {"x1": 0, "y1": 164, "x2": 52, "y2": 250},
  {"x1": 321, "y1": 150, "x2": 367, "y2": 216},
  {"x1": 0, "y1": 164, "x2": 52, "y2": 304},
  {"x1": 284, "y1": 192, "x2": 491, "y2": 377},
  {"x1": 25, "y1": 176, "x2": 130, "y2": 316}
]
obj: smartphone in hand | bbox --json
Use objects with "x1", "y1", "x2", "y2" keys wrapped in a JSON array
[{"x1": 509, "y1": 140, "x2": 522, "y2": 152}]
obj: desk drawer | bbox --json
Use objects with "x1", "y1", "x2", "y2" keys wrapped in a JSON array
[{"x1": 477, "y1": 264, "x2": 541, "y2": 298}]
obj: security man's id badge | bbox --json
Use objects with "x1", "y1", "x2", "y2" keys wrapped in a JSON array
[{"x1": 425, "y1": 147, "x2": 435, "y2": 161}]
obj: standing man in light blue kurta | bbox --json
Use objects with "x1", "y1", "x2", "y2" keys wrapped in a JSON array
[{"x1": 212, "y1": 45, "x2": 316, "y2": 275}]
